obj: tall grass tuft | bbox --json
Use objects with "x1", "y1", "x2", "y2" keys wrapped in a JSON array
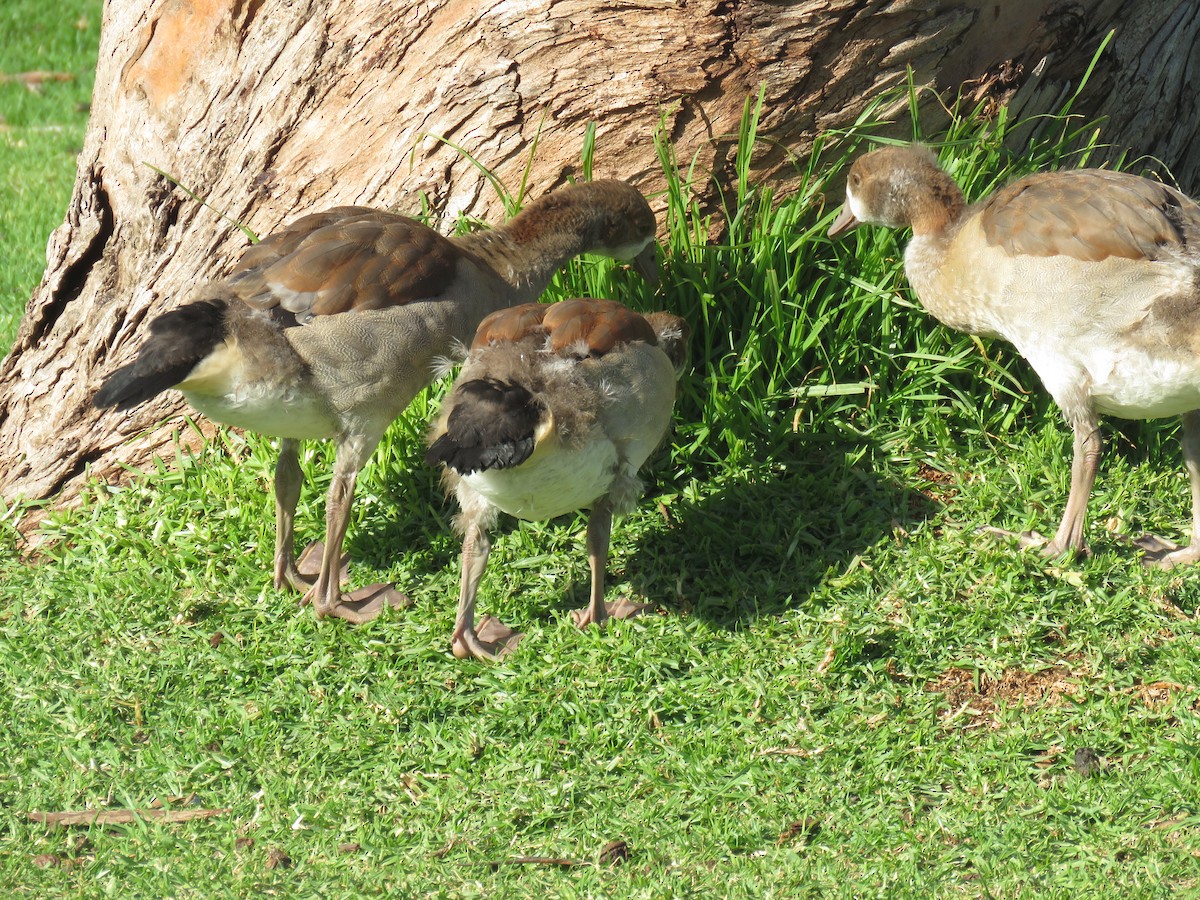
[
  {"x1": 447, "y1": 70, "x2": 1147, "y2": 494},
  {"x1": 542, "y1": 76, "x2": 1121, "y2": 485}
]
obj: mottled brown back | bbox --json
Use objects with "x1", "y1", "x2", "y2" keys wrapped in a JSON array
[
  {"x1": 471, "y1": 298, "x2": 660, "y2": 356},
  {"x1": 471, "y1": 303, "x2": 549, "y2": 350},
  {"x1": 979, "y1": 169, "x2": 1200, "y2": 262},
  {"x1": 228, "y1": 207, "x2": 463, "y2": 319},
  {"x1": 542, "y1": 298, "x2": 658, "y2": 354}
]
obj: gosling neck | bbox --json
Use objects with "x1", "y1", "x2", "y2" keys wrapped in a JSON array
[
  {"x1": 456, "y1": 224, "x2": 587, "y2": 298},
  {"x1": 907, "y1": 169, "x2": 967, "y2": 238}
]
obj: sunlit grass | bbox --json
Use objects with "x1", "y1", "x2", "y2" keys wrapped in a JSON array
[
  {"x1": 0, "y1": 0, "x2": 101, "y2": 348},
  {"x1": 3, "y1": 19, "x2": 1200, "y2": 898}
]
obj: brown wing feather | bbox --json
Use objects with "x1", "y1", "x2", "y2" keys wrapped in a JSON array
[
  {"x1": 980, "y1": 169, "x2": 1200, "y2": 262},
  {"x1": 470, "y1": 298, "x2": 660, "y2": 357},
  {"x1": 542, "y1": 298, "x2": 658, "y2": 355},
  {"x1": 233, "y1": 206, "x2": 375, "y2": 270},
  {"x1": 471, "y1": 303, "x2": 550, "y2": 350},
  {"x1": 228, "y1": 209, "x2": 462, "y2": 319}
]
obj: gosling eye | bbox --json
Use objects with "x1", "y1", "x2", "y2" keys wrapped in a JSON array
[{"x1": 849, "y1": 172, "x2": 862, "y2": 189}]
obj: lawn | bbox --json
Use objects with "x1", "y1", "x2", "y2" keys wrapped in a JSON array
[
  {"x1": 0, "y1": 0, "x2": 98, "y2": 349},
  {"x1": 2, "y1": 5, "x2": 1199, "y2": 897}
]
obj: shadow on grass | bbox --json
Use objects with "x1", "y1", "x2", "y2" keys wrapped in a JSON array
[
  {"x1": 341, "y1": 447, "x2": 464, "y2": 584},
  {"x1": 346, "y1": 429, "x2": 938, "y2": 633},
  {"x1": 620, "y1": 437, "x2": 938, "y2": 630}
]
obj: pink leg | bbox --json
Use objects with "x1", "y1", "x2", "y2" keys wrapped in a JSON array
[
  {"x1": 303, "y1": 438, "x2": 409, "y2": 623},
  {"x1": 272, "y1": 439, "x2": 307, "y2": 592},
  {"x1": 1043, "y1": 415, "x2": 1102, "y2": 558},
  {"x1": 274, "y1": 439, "x2": 350, "y2": 591},
  {"x1": 570, "y1": 503, "x2": 650, "y2": 628},
  {"x1": 451, "y1": 510, "x2": 522, "y2": 660}
]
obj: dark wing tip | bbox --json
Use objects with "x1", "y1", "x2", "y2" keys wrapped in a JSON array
[
  {"x1": 427, "y1": 379, "x2": 542, "y2": 474},
  {"x1": 93, "y1": 299, "x2": 228, "y2": 412}
]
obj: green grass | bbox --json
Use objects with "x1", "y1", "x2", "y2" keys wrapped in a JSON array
[
  {"x1": 4, "y1": 19, "x2": 1200, "y2": 898},
  {"x1": 0, "y1": 0, "x2": 101, "y2": 348}
]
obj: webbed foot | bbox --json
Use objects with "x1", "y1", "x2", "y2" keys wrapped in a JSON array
[
  {"x1": 570, "y1": 597, "x2": 652, "y2": 628},
  {"x1": 452, "y1": 616, "x2": 523, "y2": 660}
]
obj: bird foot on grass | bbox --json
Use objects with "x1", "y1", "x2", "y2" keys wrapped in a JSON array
[
  {"x1": 976, "y1": 525, "x2": 1048, "y2": 550},
  {"x1": 570, "y1": 597, "x2": 652, "y2": 629},
  {"x1": 976, "y1": 526, "x2": 1087, "y2": 559},
  {"x1": 296, "y1": 540, "x2": 351, "y2": 586},
  {"x1": 453, "y1": 616, "x2": 524, "y2": 661},
  {"x1": 293, "y1": 541, "x2": 408, "y2": 622},
  {"x1": 319, "y1": 583, "x2": 412, "y2": 624},
  {"x1": 1128, "y1": 533, "x2": 1200, "y2": 570}
]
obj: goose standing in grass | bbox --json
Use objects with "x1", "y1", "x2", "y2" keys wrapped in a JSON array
[
  {"x1": 426, "y1": 297, "x2": 688, "y2": 660},
  {"x1": 94, "y1": 181, "x2": 659, "y2": 622},
  {"x1": 829, "y1": 144, "x2": 1200, "y2": 566}
]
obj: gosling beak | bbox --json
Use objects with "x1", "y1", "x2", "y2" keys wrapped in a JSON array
[
  {"x1": 632, "y1": 242, "x2": 660, "y2": 286},
  {"x1": 827, "y1": 205, "x2": 861, "y2": 240}
]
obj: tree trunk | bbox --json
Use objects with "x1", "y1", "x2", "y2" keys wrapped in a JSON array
[{"x1": 2, "y1": 0, "x2": 1196, "y2": 505}]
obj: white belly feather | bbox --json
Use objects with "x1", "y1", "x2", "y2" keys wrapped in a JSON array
[
  {"x1": 178, "y1": 339, "x2": 338, "y2": 439},
  {"x1": 462, "y1": 437, "x2": 618, "y2": 521},
  {"x1": 1023, "y1": 338, "x2": 1200, "y2": 420},
  {"x1": 908, "y1": 230, "x2": 1200, "y2": 422},
  {"x1": 183, "y1": 388, "x2": 337, "y2": 439}
]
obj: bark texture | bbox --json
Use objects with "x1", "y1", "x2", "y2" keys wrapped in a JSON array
[{"x1": 3, "y1": 0, "x2": 1197, "y2": 503}]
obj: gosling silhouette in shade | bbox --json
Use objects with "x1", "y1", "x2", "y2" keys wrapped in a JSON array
[
  {"x1": 830, "y1": 144, "x2": 1200, "y2": 566},
  {"x1": 426, "y1": 298, "x2": 688, "y2": 660},
  {"x1": 94, "y1": 180, "x2": 659, "y2": 621}
]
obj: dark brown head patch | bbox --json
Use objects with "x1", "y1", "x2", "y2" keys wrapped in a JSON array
[{"x1": 503, "y1": 180, "x2": 655, "y2": 253}]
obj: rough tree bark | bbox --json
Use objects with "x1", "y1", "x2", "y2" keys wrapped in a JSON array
[{"x1": 2, "y1": 0, "x2": 1197, "y2": 506}]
